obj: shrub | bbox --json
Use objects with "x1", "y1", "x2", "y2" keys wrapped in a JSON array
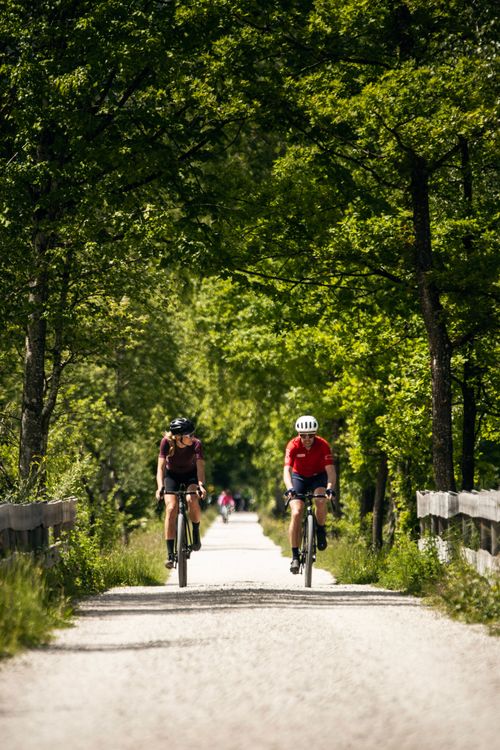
[
  {"x1": 433, "y1": 560, "x2": 500, "y2": 635},
  {"x1": 0, "y1": 556, "x2": 68, "y2": 658},
  {"x1": 378, "y1": 533, "x2": 443, "y2": 594},
  {"x1": 50, "y1": 525, "x2": 106, "y2": 598},
  {"x1": 329, "y1": 537, "x2": 383, "y2": 584}
]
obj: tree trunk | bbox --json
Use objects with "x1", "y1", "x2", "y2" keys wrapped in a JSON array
[
  {"x1": 460, "y1": 356, "x2": 477, "y2": 491},
  {"x1": 19, "y1": 230, "x2": 49, "y2": 482},
  {"x1": 372, "y1": 453, "x2": 388, "y2": 548},
  {"x1": 459, "y1": 137, "x2": 476, "y2": 491},
  {"x1": 360, "y1": 485, "x2": 375, "y2": 517},
  {"x1": 410, "y1": 154, "x2": 456, "y2": 491},
  {"x1": 330, "y1": 417, "x2": 342, "y2": 517},
  {"x1": 459, "y1": 136, "x2": 473, "y2": 255}
]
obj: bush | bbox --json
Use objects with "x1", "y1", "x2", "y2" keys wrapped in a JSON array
[
  {"x1": 432, "y1": 560, "x2": 500, "y2": 635},
  {"x1": 329, "y1": 537, "x2": 382, "y2": 584},
  {"x1": 50, "y1": 525, "x2": 106, "y2": 598},
  {"x1": 0, "y1": 556, "x2": 68, "y2": 658},
  {"x1": 378, "y1": 533, "x2": 443, "y2": 594}
]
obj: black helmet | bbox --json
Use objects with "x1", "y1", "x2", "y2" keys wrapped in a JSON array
[{"x1": 169, "y1": 417, "x2": 195, "y2": 436}]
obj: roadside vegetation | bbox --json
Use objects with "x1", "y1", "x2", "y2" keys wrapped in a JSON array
[
  {"x1": 0, "y1": 523, "x2": 165, "y2": 658},
  {"x1": 0, "y1": 503, "x2": 219, "y2": 659},
  {"x1": 260, "y1": 510, "x2": 500, "y2": 636}
]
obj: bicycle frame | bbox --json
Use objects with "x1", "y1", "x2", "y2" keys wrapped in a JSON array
[
  {"x1": 286, "y1": 491, "x2": 327, "y2": 588},
  {"x1": 163, "y1": 484, "x2": 198, "y2": 588}
]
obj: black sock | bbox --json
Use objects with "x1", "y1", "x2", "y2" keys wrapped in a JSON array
[
  {"x1": 292, "y1": 547, "x2": 299, "y2": 559},
  {"x1": 166, "y1": 539, "x2": 174, "y2": 555},
  {"x1": 193, "y1": 522, "x2": 200, "y2": 534}
]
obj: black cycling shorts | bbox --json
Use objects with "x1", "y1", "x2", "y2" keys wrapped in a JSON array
[
  {"x1": 163, "y1": 470, "x2": 198, "y2": 493},
  {"x1": 291, "y1": 471, "x2": 328, "y2": 496}
]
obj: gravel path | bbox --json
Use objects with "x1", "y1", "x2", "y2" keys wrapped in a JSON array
[{"x1": 1, "y1": 512, "x2": 499, "y2": 750}]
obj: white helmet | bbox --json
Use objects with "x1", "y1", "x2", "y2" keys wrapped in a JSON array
[{"x1": 295, "y1": 415, "x2": 318, "y2": 433}]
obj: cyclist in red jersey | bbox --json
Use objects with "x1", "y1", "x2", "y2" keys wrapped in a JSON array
[{"x1": 283, "y1": 415, "x2": 336, "y2": 574}]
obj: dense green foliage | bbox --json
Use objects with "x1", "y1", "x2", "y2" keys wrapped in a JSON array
[{"x1": 0, "y1": 2, "x2": 498, "y2": 554}]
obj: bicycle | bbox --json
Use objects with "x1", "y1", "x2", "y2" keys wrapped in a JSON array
[
  {"x1": 285, "y1": 490, "x2": 329, "y2": 588},
  {"x1": 220, "y1": 504, "x2": 234, "y2": 523},
  {"x1": 161, "y1": 484, "x2": 200, "y2": 588}
]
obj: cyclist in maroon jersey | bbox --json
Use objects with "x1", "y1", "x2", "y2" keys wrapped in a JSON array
[
  {"x1": 155, "y1": 417, "x2": 207, "y2": 569},
  {"x1": 283, "y1": 415, "x2": 336, "y2": 574}
]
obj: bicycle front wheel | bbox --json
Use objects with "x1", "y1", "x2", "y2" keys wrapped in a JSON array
[
  {"x1": 304, "y1": 514, "x2": 314, "y2": 588},
  {"x1": 177, "y1": 513, "x2": 188, "y2": 588}
]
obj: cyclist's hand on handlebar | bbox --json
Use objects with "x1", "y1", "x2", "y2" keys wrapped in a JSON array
[
  {"x1": 155, "y1": 488, "x2": 164, "y2": 501},
  {"x1": 285, "y1": 488, "x2": 297, "y2": 499},
  {"x1": 198, "y1": 483, "x2": 207, "y2": 500},
  {"x1": 326, "y1": 488, "x2": 336, "y2": 499}
]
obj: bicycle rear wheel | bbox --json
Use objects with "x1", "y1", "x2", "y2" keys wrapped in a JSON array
[
  {"x1": 304, "y1": 514, "x2": 314, "y2": 588},
  {"x1": 177, "y1": 512, "x2": 188, "y2": 588}
]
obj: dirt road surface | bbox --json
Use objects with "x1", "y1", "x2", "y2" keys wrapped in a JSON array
[{"x1": 1, "y1": 512, "x2": 499, "y2": 750}]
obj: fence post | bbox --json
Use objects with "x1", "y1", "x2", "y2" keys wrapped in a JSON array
[
  {"x1": 417, "y1": 490, "x2": 500, "y2": 575},
  {"x1": 0, "y1": 499, "x2": 77, "y2": 564},
  {"x1": 480, "y1": 519, "x2": 490, "y2": 551},
  {"x1": 491, "y1": 522, "x2": 498, "y2": 556}
]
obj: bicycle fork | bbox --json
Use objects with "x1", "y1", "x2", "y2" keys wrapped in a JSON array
[
  {"x1": 173, "y1": 507, "x2": 193, "y2": 565},
  {"x1": 300, "y1": 508, "x2": 316, "y2": 571}
]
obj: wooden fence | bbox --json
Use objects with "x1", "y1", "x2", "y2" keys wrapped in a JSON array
[
  {"x1": 0, "y1": 498, "x2": 77, "y2": 566},
  {"x1": 417, "y1": 490, "x2": 500, "y2": 576}
]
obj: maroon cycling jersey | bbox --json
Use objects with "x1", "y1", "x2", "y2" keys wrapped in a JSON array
[
  {"x1": 159, "y1": 436, "x2": 204, "y2": 474},
  {"x1": 284, "y1": 435, "x2": 333, "y2": 477}
]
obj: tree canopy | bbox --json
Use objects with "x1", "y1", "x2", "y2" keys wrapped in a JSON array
[{"x1": 0, "y1": 0, "x2": 498, "y2": 546}]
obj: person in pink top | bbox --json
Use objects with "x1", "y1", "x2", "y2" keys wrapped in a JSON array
[
  {"x1": 283, "y1": 415, "x2": 336, "y2": 574},
  {"x1": 218, "y1": 489, "x2": 235, "y2": 522},
  {"x1": 218, "y1": 489, "x2": 235, "y2": 509}
]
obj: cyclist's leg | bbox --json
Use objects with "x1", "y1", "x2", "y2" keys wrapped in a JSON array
[
  {"x1": 164, "y1": 472, "x2": 179, "y2": 539},
  {"x1": 186, "y1": 480, "x2": 202, "y2": 550},
  {"x1": 311, "y1": 472, "x2": 328, "y2": 523},
  {"x1": 289, "y1": 472, "x2": 306, "y2": 546},
  {"x1": 289, "y1": 498, "x2": 303, "y2": 573},
  {"x1": 164, "y1": 493, "x2": 179, "y2": 537},
  {"x1": 312, "y1": 472, "x2": 328, "y2": 550},
  {"x1": 163, "y1": 472, "x2": 180, "y2": 568},
  {"x1": 186, "y1": 482, "x2": 201, "y2": 523},
  {"x1": 289, "y1": 498, "x2": 304, "y2": 548},
  {"x1": 288, "y1": 472, "x2": 305, "y2": 572},
  {"x1": 314, "y1": 491, "x2": 327, "y2": 524}
]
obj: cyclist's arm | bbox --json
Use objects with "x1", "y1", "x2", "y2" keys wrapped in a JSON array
[
  {"x1": 196, "y1": 458, "x2": 207, "y2": 498},
  {"x1": 156, "y1": 456, "x2": 166, "y2": 499},
  {"x1": 325, "y1": 463, "x2": 336, "y2": 490},
  {"x1": 283, "y1": 463, "x2": 294, "y2": 491}
]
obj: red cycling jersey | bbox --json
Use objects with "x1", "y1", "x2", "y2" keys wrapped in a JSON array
[{"x1": 284, "y1": 435, "x2": 333, "y2": 477}]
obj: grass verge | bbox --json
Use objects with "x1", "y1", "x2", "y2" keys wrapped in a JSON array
[{"x1": 0, "y1": 555, "x2": 70, "y2": 658}]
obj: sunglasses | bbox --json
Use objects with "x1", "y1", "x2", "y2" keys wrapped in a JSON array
[
  {"x1": 299, "y1": 433, "x2": 316, "y2": 439},
  {"x1": 177, "y1": 432, "x2": 194, "y2": 439}
]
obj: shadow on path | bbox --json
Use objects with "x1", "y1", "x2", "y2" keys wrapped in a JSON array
[
  {"x1": 35, "y1": 587, "x2": 418, "y2": 655},
  {"x1": 77, "y1": 585, "x2": 417, "y2": 619}
]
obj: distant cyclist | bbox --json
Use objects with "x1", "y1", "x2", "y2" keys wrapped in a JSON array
[
  {"x1": 218, "y1": 488, "x2": 235, "y2": 521},
  {"x1": 283, "y1": 415, "x2": 336, "y2": 574},
  {"x1": 156, "y1": 417, "x2": 207, "y2": 569}
]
